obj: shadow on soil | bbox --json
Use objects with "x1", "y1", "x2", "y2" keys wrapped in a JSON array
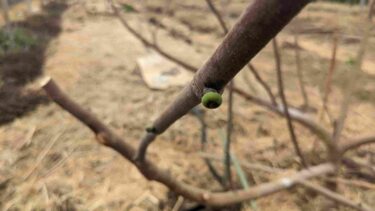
[{"x1": 0, "y1": 2, "x2": 67, "y2": 125}]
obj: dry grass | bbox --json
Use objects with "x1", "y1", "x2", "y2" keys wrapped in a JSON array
[{"x1": 0, "y1": 0, "x2": 374, "y2": 210}]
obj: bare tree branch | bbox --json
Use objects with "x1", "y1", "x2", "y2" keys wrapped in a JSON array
[
  {"x1": 298, "y1": 181, "x2": 373, "y2": 211},
  {"x1": 109, "y1": 0, "x2": 333, "y2": 152},
  {"x1": 232, "y1": 86, "x2": 333, "y2": 148},
  {"x1": 246, "y1": 63, "x2": 277, "y2": 105},
  {"x1": 293, "y1": 34, "x2": 309, "y2": 108},
  {"x1": 224, "y1": 81, "x2": 234, "y2": 188},
  {"x1": 191, "y1": 107, "x2": 225, "y2": 188},
  {"x1": 125, "y1": 0, "x2": 311, "y2": 161},
  {"x1": 108, "y1": 0, "x2": 197, "y2": 72},
  {"x1": 205, "y1": 0, "x2": 229, "y2": 34},
  {"x1": 340, "y1": 136, "x2": 375, "y2": 154},
  {"x1": 272, "y1": 38, "x2": 308, "y2": 167},
  {"x1": 206, "y1": 0, "x2": 277, "y2": 105},
  {"x1": 320, "y1": 32, "x2": 338, "y2": 122},
  {"x1": 41, "y1": 77, "x2": 336, "y2": 207}
]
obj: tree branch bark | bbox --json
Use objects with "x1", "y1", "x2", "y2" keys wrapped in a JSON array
[
  {"x1": 109, "y1": 0, "x2": 333, "y2": 154},
  {"x1": 132, "y1": 0, "x2": 311, "y2": 161},
  {"x1": 41, "y1": 77, "x2": 336, "y2": 207}
]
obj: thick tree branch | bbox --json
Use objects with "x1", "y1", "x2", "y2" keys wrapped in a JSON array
[
  {"x1": 134, "y1": 0, "x2": 311, "y2": 160},
  {"x1": 41, "y1": 77, "x2": 335, "y2": 207},
  {"x1": 109, "y1": 0, "x2": 332, "y2": 153},
  {"x1": 206, "y1": 0, "x2": 277, "y2": 105}
]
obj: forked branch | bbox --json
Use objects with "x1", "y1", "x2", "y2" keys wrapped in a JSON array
[
  {"x1": 109, "y1": 0, "x2": 333, "y2": 152},
  {"x1": 131, "y1": 0, "x2": 311, "y2": 161},
  {"x1": 41, "y1": 76, "x2": 335, "y2": 206}
]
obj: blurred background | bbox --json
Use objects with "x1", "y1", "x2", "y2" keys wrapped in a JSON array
[{"x1": 0, "y1": 0, "x2": 374, "y2": 210}]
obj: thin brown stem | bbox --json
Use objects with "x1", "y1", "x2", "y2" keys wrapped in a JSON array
[
  {"x1": 247, "y1": 63, "x2": 277, "y2": 105},
  {"x1": 293, "y1": 34, "x2": 309, "y2": 108},
  {"x1": 232, "y1": 86, "x2": 333, "y2": 148},
  {"x1": 205, "y1": 0, "x2": 229, "y2": 34},
  {"x1": 320, "y1": 32, "x2": 338, "y2": 122},
  {"x1": 272, "y1": 38, "x2": 308, "y2": 167},
  {"x1": 298, "y1": 181, "x2": 373, "y2": 211},
  {"x1": 340, "y1": 136, "x2": 375, "y2": 155},
  {"x1": 108, "y1": 0, "x2": 197, "y2": 72},
  {"x1": 224, "y1": 81, "x2": 234, "y2": 188},
  {"x1": 191, "y1": 107, "x2": 225, "y2": 188}
]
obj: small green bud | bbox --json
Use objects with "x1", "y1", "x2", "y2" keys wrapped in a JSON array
[{"x1": 201, "y1": 90, "x2": 222, "y2": 109}]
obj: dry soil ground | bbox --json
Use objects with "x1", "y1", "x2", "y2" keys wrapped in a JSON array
[{"x1": 0, "y1": 0, "x2": 374, "y2": 210}]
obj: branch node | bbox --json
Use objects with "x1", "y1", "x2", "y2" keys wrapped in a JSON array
[
  {"x1": 280, "y1": 178, "x2": 293, "y2": 188},
  {"x1": 96, "y1": 132, "x2": 109, "y2": 146},
  {"x1": 134, "y1": 132, "x2": 157, "y2": 162},
  {"x1": 202, "y1": 193, "x2": 211, "y2": 201},
  {"x1": 201, "y1": 88, "x2": 222, "y2": 109}
]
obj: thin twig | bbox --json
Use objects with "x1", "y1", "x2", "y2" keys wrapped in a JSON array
[
  {"x1": 246, "y1": 63, "x2": 277, "y2": 105},
  {"x1": 293, "y1": 34, "x2": 309, "y2": 108},
  {"x1": 205, "y1": 0, "x2": 228, "y2": 34},
  {"x1": 340, "y1": 136, "x2": 375, "y2": 154},
  {"x1": 298, "y1": 181, "x2": 373, "y2": 211},
  {"x1": 171, "y1": 196, "x2": 184, "y2": 211},
  {"x1": 190, "y1": 107, "x2": 225, "y2": 187},
  {"x1": 224, "y1": 81, "x2": 234, "y2": 188},
  {"x1": 199, "y1": 152, "x2": 283, "y2": 174},
  {"x1": 324, "y1": 177, "x2": 375, "y2": 190},
  {"x1": 272, "y1": 38, "x2": 308, "y2": 167},
  {"x1": 320, "y1": 32, "x2": 338, "y2": 122}
]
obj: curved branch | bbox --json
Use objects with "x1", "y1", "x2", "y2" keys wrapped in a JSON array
[
  {"x1": 340, "y1": 136, "x2": 375, "y2": 155},
  {"x1": 299, "y1": 181, "x2": 373, "y2": 211},
  {"x1": 41, "y1": 77, "x2": 334, "y2": 207},
  {"x1": 108, "y1": 0, "x2": 197, "y2": 72}
]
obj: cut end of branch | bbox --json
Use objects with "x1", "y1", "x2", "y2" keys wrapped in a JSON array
[{"x1": 38, "y1": 76, "x2": 52, "y2": 88}]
